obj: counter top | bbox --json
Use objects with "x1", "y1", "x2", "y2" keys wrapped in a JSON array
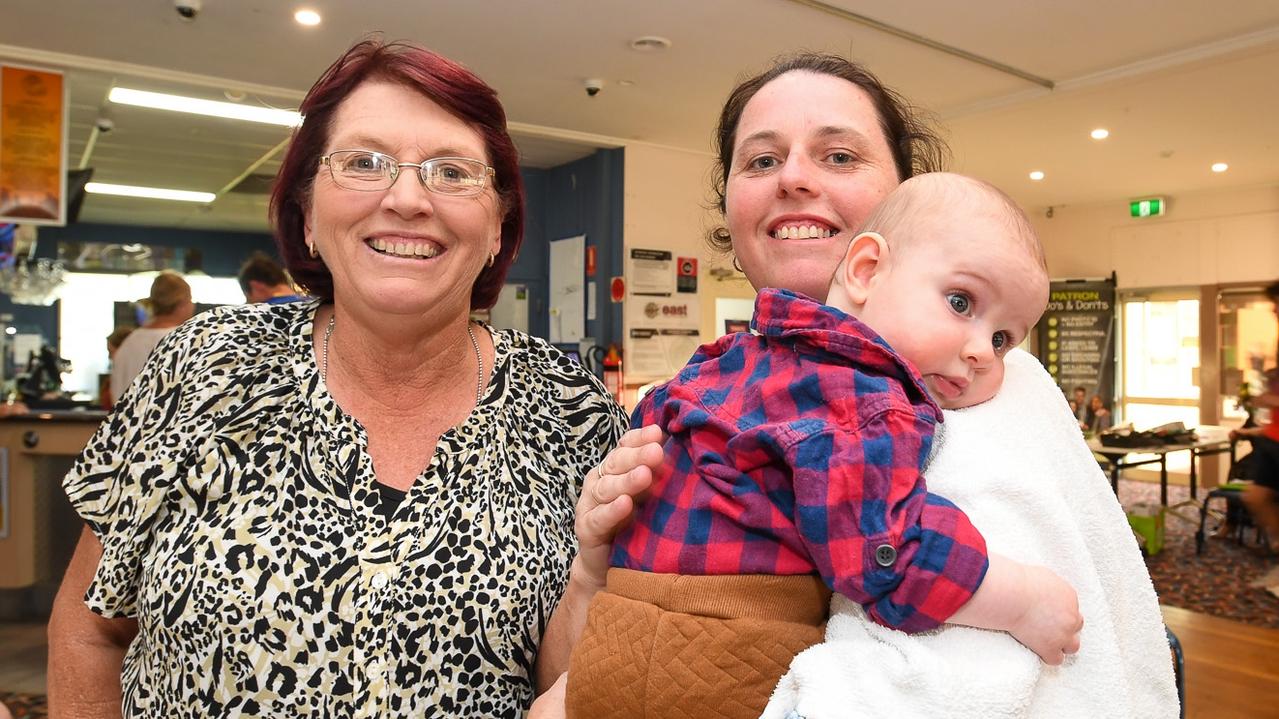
[{"x1": 0, "y1": 409, "x2": 109, "y2": 423}]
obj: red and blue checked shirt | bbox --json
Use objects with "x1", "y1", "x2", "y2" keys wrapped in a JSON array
[{"x1": 611, "y1": 289, "x2": 989, "y2": 633}]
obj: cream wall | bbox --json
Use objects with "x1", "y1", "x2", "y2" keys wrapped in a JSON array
[
  {"x1": 621, "y1": 143, "x2": 756, "y2": 351},
  {"x1": 1032, "y1": 183, "x2": 1279, "y2": 287}
]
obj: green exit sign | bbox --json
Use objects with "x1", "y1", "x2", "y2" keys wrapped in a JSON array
[{"x1": 1130, "y1": 197, "x2": 1166, "y2": 217}]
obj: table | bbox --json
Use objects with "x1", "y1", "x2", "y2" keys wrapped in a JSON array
[{"x1": 1087, "y1": 426, "x2": 1232, "y2": 507}]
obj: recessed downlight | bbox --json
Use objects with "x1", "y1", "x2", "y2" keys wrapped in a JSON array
[
  {"x1": 1029, "y1": 170, "x2": 1045, "y2": 181},
  {"x1": 1090, "y1": 128, "x2": 1110, "y2": 140},
  {"x1": 1211, "y1": 162, "x2": 1228, "y2": 173},
  {"x1": 294, "y1": 9, "x2": 321, "y2": 26}
]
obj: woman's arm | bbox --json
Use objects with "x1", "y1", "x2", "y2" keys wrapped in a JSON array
[
  {"x1": 47, "y1": 528, "x2": 138, "y2": 719},
  {"x1": 534, "y1": 425, "x2": 665, "y2": 691}
]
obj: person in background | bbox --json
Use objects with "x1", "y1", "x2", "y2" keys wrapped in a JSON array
[
  {"x1": 107, "y1": 271, "x2": 192, "y2": 403},
  {"x1": 237, "y1": 251, "x2": 306, "y2": 304},
  {"x1": 565, "y1": 174, "x2": 1077, "y2": 718},
  {"x1": 1088, "y1": 394, "x2": 1113, "y2": 434},
  {"x1": 50, "y1": 39, "x2": 633, "y2": 718},
  {"x1": 105, "y1": 327, "x2": 134, "y2": 361},
  {"x1": 1233, "y1": 279, "x2": 1279, "y2": 588},
  {"x1": 1072, "y1": 385, "x2": 1094, "y2": 429}
]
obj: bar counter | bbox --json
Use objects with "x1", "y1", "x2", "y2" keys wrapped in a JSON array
[{"x1": 0, "y1": 409, "x2": 106, "y2": 618}]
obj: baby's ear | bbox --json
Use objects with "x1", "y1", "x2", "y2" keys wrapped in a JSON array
[{"x1": 838, "y1": 231, "x2": 887, "y2": 305}]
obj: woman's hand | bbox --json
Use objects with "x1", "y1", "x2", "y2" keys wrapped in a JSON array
[{"x1": 573, "y1": 424, "x2": 666, "y2": 591}]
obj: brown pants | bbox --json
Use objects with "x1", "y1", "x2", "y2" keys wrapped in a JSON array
[{"x1": 565, "y1": 568, "x2": 831, "y2": 719}]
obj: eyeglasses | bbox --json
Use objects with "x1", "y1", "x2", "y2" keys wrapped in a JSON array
[{"x1": 319, "y1": 150, "x2": 495, "y2": 197}]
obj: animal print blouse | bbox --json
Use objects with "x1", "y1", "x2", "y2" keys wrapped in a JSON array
[{"x1": 63, "y1": 301, "x2": 627, "y2": 718}]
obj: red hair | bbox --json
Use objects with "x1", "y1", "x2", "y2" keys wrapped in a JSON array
[{"x1": 270, "y1": 39, "x2": 524, "y2": 309}]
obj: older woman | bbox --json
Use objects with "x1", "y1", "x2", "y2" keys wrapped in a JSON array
[{"x1": 50, "y1": 40, "x2": 629, "y2": 718}]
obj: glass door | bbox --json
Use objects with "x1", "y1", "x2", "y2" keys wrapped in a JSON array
[{"x1": 1218, "y1": 288, "x2": 1278, "y2": 430}]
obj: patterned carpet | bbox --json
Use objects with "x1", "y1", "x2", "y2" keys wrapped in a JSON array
[
  {"x1": 0, "y1": 691, "x2": 46, "y2": 718},
  {"x1": 1119, "y1": 479, "x2": 1279, "y2": 629}
]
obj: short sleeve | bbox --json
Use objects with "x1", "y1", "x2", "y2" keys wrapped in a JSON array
[
  {"x1": 557, "y1": 362, "x2": 628, "y2": 493},
  {"x1": 63, "y1": 327, "x2": 204, "y2": 618}
]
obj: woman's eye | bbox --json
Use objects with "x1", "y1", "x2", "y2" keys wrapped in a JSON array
[
  {"x1": 747, "y1": 155, "x2": 778, "y2": 171},
  {"x1": 827, "y1": 151, "x2": 855, "y2": 165},
  {"x1": 947, "y1": 292, "x2": 971, "y2": 315}
]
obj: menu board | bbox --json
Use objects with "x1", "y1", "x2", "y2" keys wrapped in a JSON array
[
  {"x1": 0, "y1": 65, "x2": 67, "y2": 226},
  {"x1": 1037, "y1": 277, "x2": 1116, "y2": 405}
]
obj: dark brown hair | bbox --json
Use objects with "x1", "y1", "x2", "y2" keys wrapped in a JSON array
[
  {"x1": 708, "y1": 52, "x2": 949, "y2": 252},
  {"x1": 270, "y1": 39, "x2": 524, "y2": 310}
]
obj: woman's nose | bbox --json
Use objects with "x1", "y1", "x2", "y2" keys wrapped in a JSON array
[
  {"x1": 776, "y1": 154, "x2": 820, "y2": 197},
  {"x1": 380, "y1": 170, "x2": 435, "y2": 217}
]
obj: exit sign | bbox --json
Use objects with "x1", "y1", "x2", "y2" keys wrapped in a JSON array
[{"x1": 1130, "y1": 197, "x2": 1166, "y2": 218}]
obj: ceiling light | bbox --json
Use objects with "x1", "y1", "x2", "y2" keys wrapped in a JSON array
[
  {"x1": 1090, "y1": 128, "x2": 1109, "y2": 140},
  {"x1": 294, "y1": 9, "x2": 321, "y2": 26},
  {"x1": 629, "y1": 36, "x2": 672, "y2": 52},
  {"x1": 1211, "y1": 162, "x2": 1228, "y2": 173},
  {"x1": 86, "y1": 182, "x2": 216, "y2": 203},
  {"x1": 1029, "y1": 170, "x2": 1045, "y2": 181},
  {"x1": 109, "y1": 87, "x2": 301, "y2": 127}
]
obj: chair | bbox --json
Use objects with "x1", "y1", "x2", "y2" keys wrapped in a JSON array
[
  {"x1": 1166, "y1": 625, "x2": 1185, "y2": 719},
  {"x1": 1196, "y1": 438, "x2": 1268, "y2": 554}
]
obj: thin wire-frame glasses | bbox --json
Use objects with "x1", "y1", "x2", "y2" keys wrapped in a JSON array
[{"x1": 320, "y1": 150, "x2": 495, "y2": 197}]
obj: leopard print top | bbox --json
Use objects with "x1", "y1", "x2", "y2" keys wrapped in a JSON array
[{"x1": 64, "y1": 300, "x2": 627, "y2": 718}]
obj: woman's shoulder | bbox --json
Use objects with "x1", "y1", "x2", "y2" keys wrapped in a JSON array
[
  {"x1": 493, "y1": 327, "x2": 593, "y2": 380},
  {"x1": 169, "y1": 300, "x2": 313, "y2": 353}
]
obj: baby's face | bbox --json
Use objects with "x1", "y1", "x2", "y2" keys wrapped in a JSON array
[{"x1": 853, "y1": 213, "x2": 1048, "y2": 409}]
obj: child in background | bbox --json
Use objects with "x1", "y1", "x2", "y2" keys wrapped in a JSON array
[{"x1": 566, "y1": 173, "x2": 1081, "y2": 719}]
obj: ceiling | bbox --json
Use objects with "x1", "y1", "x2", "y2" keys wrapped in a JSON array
[{"x1": 2, "y1": 0, "x2": 1277, "y2": 233}]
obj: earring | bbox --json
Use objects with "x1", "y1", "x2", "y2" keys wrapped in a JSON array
[
  {"x1": 487, "y1": 251, "x2": 496, "y2": 268},
  {"x1": 307, "y1": 242, "x2": 318, "y2": 259},
  {"x1": 731, "y1": 255, "x2": 743, "y2": 273}
]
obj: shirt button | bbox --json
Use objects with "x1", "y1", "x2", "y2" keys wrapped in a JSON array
[
  {"x1": 874, "y1": 544, "x2": 897, "y2": 567},
  {"x1": 370, "y1": 571, "x2": 389, "y2": 589}
]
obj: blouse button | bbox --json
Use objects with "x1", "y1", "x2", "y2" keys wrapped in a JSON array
[{"x1": 370, "y1": 571, "x2": 389, "y2": 589}]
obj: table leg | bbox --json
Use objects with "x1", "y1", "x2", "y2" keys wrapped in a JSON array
[
  {"x1": 1160, "y1": 454, "x2": 1168, "y2": 506},
  {"x1": 1189, "y1": 449, "x2": 1198, "y2": 501}
]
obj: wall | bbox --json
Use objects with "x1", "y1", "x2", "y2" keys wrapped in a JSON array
[
  {"x1": 1032, "y1": 183, "x2": 1279, "y2": 287},
  {"x1": 621, "y1": 143, "x2": 756, "y2": 369}
]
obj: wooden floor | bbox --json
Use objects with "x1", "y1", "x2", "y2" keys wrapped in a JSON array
[
  {"x1": 4, "y1": 607, "x2": 1278, "y2": 715},
  {"x1": 1162, "y1": 605, "x2": 1279, "y2": 719}
]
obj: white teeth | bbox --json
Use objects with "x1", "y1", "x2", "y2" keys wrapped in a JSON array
[
  {"x1": 772, "y1": 224, "x2": 833, "y2": 239},
  {"x1": 368, "y1": 238, "x2": 438, "y2": 259}
]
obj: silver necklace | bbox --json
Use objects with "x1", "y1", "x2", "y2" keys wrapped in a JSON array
[{"x1": 320, "y1": 314, "x2": 485, "y2": 404}]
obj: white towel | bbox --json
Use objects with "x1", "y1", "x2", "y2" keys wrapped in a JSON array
[{"x1": 762, "y1": 348, "x2": 1179, "y2": 719}]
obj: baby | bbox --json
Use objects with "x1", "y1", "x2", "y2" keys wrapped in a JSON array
[{"x1": 566, "y1": 173, "x2": 1078, "y2": 719}]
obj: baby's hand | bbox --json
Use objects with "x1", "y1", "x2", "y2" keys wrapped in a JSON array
[{"x1": 1008, "y1": 565, "x2": 1083, "y2": 665}]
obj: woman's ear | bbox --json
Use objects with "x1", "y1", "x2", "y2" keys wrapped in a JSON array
[{"x1": 839, "y1": 231, "x2": 888, "y2": 305}]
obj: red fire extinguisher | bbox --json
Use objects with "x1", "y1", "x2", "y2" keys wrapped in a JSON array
[{"x1": 603, "y1": 343, "x2": 624, "y2": 402}]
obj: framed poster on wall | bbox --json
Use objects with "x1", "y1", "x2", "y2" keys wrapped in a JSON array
[{"x1": 0, "y1": 64, "x2": 68, "y2": 226}]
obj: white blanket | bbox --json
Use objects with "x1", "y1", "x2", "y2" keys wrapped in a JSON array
[{"x1": 762, "y1": 348, "x2": 1179, "y2": 719}]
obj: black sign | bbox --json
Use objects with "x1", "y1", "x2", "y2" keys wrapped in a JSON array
[{"x1": 1037, "y1": 277, "x2": 1116, "y2": 409}]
